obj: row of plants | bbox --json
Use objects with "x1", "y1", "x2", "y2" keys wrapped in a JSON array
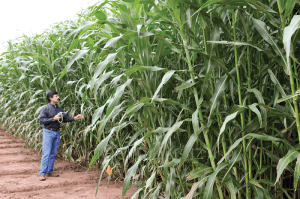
[{"x1": 1, "y1": 0, "x2": 300, "y2": 198}]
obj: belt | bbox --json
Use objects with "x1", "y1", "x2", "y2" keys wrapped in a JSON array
[{"x1": 46, "y1": 128, "x2": 59, "y2": 131}]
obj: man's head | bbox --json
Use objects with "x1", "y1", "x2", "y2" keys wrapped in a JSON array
[{"x1": 47, "y1": 91, "x2": 60, "y2": 104}]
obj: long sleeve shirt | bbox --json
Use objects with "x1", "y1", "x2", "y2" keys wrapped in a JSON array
[{"x1": 39, "y1": 103, "x2": 74, "y2": 129}]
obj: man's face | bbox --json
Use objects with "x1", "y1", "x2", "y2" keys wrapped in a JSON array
[{"x1": 50, "y1": 94, "x2": 60, "y2": 103}]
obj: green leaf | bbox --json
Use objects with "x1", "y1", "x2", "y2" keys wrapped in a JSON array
[
  {"x1": 281, "y1": 188, "x2": 293, "y2": 199},
  {"x1": 221, "y1": 146, "x2": 242, "y2": 182},
  {"x1": 61, "y1": 49, "x2": 89, "y2": 79},
  {"x1": 66, "y1": 81, "x2": 77, "y2": 85},
  {"x1": 97, "y1": 103, "x2": 125, "y2": 141},
  {"x1": 275, "y1": 149, "x2": 300, "y2": 184},
  {"x1": 277, "y1": 93, "x2": 300, "y2": 103},
  {"x1": 284, "y1": 1, "x2": 298, "y2": 21},
  {"x1": 186, "y1": 166, "x2": 213, "y2": 180},
  {"x1": 130, "y1": 188, "x2": 142, "y2": 199},
  {"x1": 207, "y1": 73, "x2": 230, "y2": 127},
  {"x1": 104, "y1": 35, "x2": 122, "y2": 49},
  {"x1": 180, "y1": 126, "x2": 205, "y2": 165},
  {"x1": 145, "y1": 171, "x2": 156, "y2": 189},
  {"x1": 253, "y1": 18, "x2": 288, "y2": 73},
  {"x1": 151, "y1": 183, "x2": 161, "y2": 199},
  {"x1": 180, "y1": 108, "x2": 203, "y2": 165},
  {"x1": 159, "y1": 121, "x2": 184, "y2": 155},
  {"x1": 91, "y1": 105, "x2": 106, "y2": 125},
  {"x1": 252, "y1": 18, "x2": 274, "y2": 45},
  {"x1": 199, "y1": 0, "x2": 226, "y2": 10},
  {"x1": 175, "y1": 82, "x2": 195, "y2": 91},
  {"x1": 89, "y1": 127, "x2": 116, "y2": 169},
  {"x1": 160, "y1": 158, "x2": 180, "y2": 167},
  {"x1": 184, "y1": 176, "x2": 209, "y2": 199},
  {"x1": 192, "y1": 108, "x2": 200, "y2": 135},
  {"x1": 95, "y1": 11, "x2": 107, "y2": 20},
  {"x1": 67, "y1": 39, "x2": 79, "y2": 53},
  {"x1": 125, "y1": 65, "x2": 146, "y2": 75},
  {"x1": 203, "y1": 162, "x2": 228, "y2": 199},
  {"x1": 92, "y1": 70, "x2": 114, "y2": 95},
  {"x1": 250, "y1": 180, "x2": 271, "y2": 199},
  {"x1": 268, "y1": 69, "x2": 296, "y2": 117},
  {"x1": 82, "y1": 89, "x2": 87, "y2": 102},
  {"x1": 225, "y1": 178, "x2": 237, "y2": 199},
  {"x1": 283, "y1": 15, "x2": 300, "y2": 69},
  {"x1": 249, "y1": 103, "x2": 262, "y2": 127},
  {"x1": 94, "y1": 53, "x2": 118, "y2": 79},
  {"x1": 151, "y1": 70, "x2": 175, "y2": 102},
  {"x1": 247, "y1": 88, "x2": 268, "y2": 127},
  {"x1": 219, "y1": 133, "x2": 282, "y2": 164},
  {"x1": 124, "y1": 103, "x2": 144, "y2": 117},
  {"x1": 87, "y1": 37, "x2": 95, "y2": 50},
  {"x1": 294, "y1": 155, "x2": 300, "y2": 190},
  {"x1": 122, "y1": 154, "x2": 147, "y2": 197},
  {"x1": 207, "y1": 40, "x2": 263, "y2": 51},
  {"x1": 251, "y1": 184, "x2": 264, "y2": 199},
  {"x1": 165, "y1": 167, "x2": 176, "y2": 199},
  {"x1": 125, "y1": 137, "x2": 144, "y2": 167},
  {"x1": 217, "y1": 111, "x2": 238, "y2": 148},
  {"x1": 139, "y1": 32, "x2": 154, "y2": 37},
  {"x1": 152, "y1": 98, "x2": 190, "y2": 110},
  {"x1": 155, "y1": 34, "x2": 181, "y2": 54},
  {"x1": 128, "y1": 128, "x2": 146, "y2": 146},
  {"x1": 250, "y1": 179, "x2": 265, "y2": 190},
  {"x1": 247, "y1": 88, "x2": 265, "y2": 104},
  {"x1": 191, "y1": 50, "x2": 237, "y2": 85},
  {"x1": 78, "y1": 21, "x2": 96, "y2": 30},
  {"x1": 125, "y1": 65, "x2": 166, "y2": 75},
  {"x1": 139, "y1": 97, "x2": 151, "y2": 103},
  {"x1": 106, "y1": 79, "x2": 132, "y2": 117}
]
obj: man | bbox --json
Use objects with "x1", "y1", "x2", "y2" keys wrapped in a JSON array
[{"x1": 38, "y1": 91, "x2": 82, "y2": 181}]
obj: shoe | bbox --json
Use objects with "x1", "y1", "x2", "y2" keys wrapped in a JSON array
[
  {"x1": 39, "y1": 175, "x2": 46, "y2": 181},
  {"x1": 46, "y1": 172, "x2": 59, "y2": 177}
]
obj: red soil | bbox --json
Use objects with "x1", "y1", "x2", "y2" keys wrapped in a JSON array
[{"x1": 0, "y1": 130, "x2": 136, "y2": 199}]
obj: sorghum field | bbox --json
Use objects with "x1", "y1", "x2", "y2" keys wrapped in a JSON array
[{"x1": 1, "y1": 0, "x2": 300, "y2": 198}]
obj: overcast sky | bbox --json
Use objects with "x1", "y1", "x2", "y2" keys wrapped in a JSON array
[{"x1": 0, "y1": 0, "x2": 101, "y2": 54}]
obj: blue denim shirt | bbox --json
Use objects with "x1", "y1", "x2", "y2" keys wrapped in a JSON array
[{"x1": 39, "y1": 103, "x2": 74, "y2": 129}]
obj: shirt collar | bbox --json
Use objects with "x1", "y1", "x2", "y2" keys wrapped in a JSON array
[{"x1": 49, "y1": 103, "x2": 59, "y2": 108}]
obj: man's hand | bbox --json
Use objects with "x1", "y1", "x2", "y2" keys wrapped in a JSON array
[
  {"x1": 53, "y1": 116, "x2": 62, "y2": 121},
  {"x1": 74, "y1": 114, "x2": 83, "y2": 121}
]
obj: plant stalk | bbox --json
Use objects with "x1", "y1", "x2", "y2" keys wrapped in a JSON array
[
  {"x1": 180, "y1": 28, "x2": 224, "y2": 199},
  {"x1": 232, "y1": 9, "x2": 249, "y2": 199}
]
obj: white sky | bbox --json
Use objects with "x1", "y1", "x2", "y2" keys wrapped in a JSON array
[{"x1": 0, "y1": 0, "x2": 101, "y2": 54}]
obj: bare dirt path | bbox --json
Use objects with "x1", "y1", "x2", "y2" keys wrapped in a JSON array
[{"x1": 0, "y1": 130, "x2": 135, "y2": 199}]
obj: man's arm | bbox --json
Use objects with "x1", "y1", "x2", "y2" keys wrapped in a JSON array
[
  {"x1": 63, "y1": 116, "x2": 74, "y2": 123},
  {"x1": 39, "y1": 107, "x2": 53, "y2": 124}
]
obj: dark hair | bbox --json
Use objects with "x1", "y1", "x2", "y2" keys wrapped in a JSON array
[{"x1": 47, "y1": 91, "x2": 58, "y2": 103}]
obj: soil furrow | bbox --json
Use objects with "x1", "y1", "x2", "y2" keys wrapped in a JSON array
[
  {"x1": 0, "y1": 140, "x2": 24, "y2": 144},
  {"x1": 0, "y1": 147, "x2": 34, "y2": 155},
  {"x1": 0, "y1": 154, "x2": 39, "y2": 164},
  {"x1": 0, "y1": 143, "x2": 25, "y2": 149}
]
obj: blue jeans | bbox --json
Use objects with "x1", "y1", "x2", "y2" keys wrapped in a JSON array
[{"x1": 39, "y1": 129, "x2": 60, "y2": 175}]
